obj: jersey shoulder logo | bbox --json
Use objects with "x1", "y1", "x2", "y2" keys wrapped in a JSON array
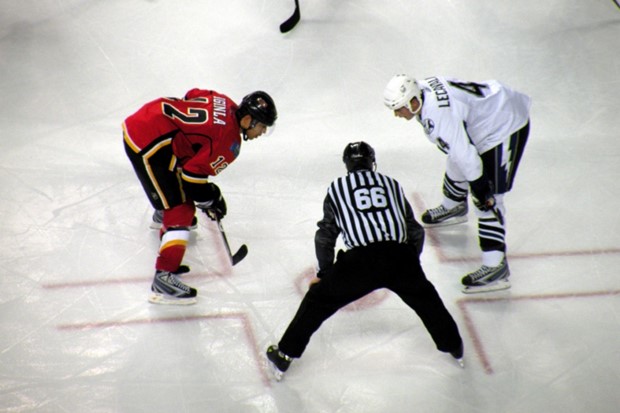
[
  {"x1": 230, "y1": 142, "x2": 240, "y2": 158},
  {"x1": 422, "y1": 118, "x2": 435, "y2": 135}
]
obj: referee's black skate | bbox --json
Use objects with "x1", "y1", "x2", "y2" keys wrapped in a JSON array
[
  {"x1": 450, "y1": 342, "x2": 465, "y2": 368},
  {"x1": 421, "y1": 203, "x2": 468, "y2": 227},
  {"x1": 149, "y1": 269, "x2": 197, "y2": 305},
  {"x1": 266, "y1": 345, "x2": 293, "y2": 381}
]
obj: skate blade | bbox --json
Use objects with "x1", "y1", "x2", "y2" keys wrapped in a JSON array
[
  {"x1": 461, "y1": 279, "x2": 511, "y2": 294},
  {"x1": 267, "y1": 362, "x2": 285, "y2": 382},
  {"x1": 455, "y1": 358, "x2": 465, "y2": 368},
  {"x1": 149, "y1": 222, "x2": 162, "y2": 230},
  {"x1": 148, "y1": 292, "x2": 197, "y2": 305},
  {"x1": 423, "y1": 216, "x2": 468, "y2": 228}
]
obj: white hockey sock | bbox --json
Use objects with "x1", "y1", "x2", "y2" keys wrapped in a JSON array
[
  {"x1": 482, "y1": 250, "x2": 505, "y2": 267},
  {"x1": 442, "y1": 197, "x2": 466, "y2": 210}
]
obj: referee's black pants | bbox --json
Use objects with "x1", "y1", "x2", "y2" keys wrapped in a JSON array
[{"x1": 278, "y1": 242, "x2": 463, "y2": 358}]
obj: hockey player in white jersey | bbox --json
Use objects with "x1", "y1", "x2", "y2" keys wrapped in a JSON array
[{"x1": 383, "y1": 74, "x2": 531, "y2": 293}]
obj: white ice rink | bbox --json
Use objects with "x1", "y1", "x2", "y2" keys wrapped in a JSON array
[{"x1": 1, "y1": 0, "x2": 620, "y2": 412}]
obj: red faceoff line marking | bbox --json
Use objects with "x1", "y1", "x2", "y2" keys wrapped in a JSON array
[
  {"x1": 412, "y1": 192, "x2": 620, "y2": 374},
  {"x1": 457, "y1": 289, "x2": 620, "y2": 375}
]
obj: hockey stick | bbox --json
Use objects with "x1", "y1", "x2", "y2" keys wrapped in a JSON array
[
  {"x1": 280, "y1": 0, "x2": 300, "y2": 33},
  {"x1": 491, "y1": 207, "x2": 504, "y2": 226},
  {"x1": 216, "y1": 218, "x2": 248, "y2": 266},
  {"x1": 614, "y1": 0, "x2": 620, "y2": 9}
]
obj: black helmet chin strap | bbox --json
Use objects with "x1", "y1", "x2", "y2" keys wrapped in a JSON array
[{"x1": 241, "y1": 117, "x2": 260, "y2": 141}]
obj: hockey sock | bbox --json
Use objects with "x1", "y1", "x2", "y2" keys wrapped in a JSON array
[{"x1": 156, "y1": 228, "x2": 190, "y2": 272}]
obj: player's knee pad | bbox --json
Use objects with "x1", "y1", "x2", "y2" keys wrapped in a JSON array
[{"x1": 161, "y1": 202, "x2": 196, "y2": 228}]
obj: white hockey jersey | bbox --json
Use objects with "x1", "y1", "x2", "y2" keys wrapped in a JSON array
[{"x1": 416, "y1": 76, "x2": 531, "y2": 181}]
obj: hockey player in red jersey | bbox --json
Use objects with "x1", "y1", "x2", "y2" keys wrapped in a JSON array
[{"x1": 123, "y1": 89, "x2": 277, "y2": 304}]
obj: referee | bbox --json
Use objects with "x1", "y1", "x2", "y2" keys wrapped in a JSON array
[{"x1": 266, "y1": 141, "x2": 464, "y2": 380}]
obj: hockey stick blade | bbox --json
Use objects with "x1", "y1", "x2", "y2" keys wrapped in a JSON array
[
  {"x1": 280, "y1": 0, "x2": 300, "y2": 33},
  {"x1": 231, "y1": 244, "x2": 248, "y2": 266}
]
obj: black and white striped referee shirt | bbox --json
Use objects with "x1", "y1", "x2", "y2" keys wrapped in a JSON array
[{"x1": 315, "y1": 170, "x2": 424, "y2": 270}]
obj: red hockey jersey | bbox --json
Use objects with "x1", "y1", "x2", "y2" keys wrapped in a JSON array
[{"x1": 123, "y1": 88, "x2": 241, "y2": 183}]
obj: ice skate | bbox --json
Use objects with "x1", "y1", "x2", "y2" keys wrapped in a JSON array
[
  {"x1": 149, "y1": 210, "x2": 164, "y2": 229},
  {"x1": 450, "y1": 343, "x2": 465, "y2": 368},
  {"x1": 150, "y1": 210, "x2": 198, "y2": 230},
  {"x1": 421, "y1": 203, "x2": 468, "y2": 227},
  {"x1": 461, "y1": 258, "x2": 511, "y2": 294},
  {"x1": 148, "y1": 270, "x2": 197, "y2": 305},
  {"x1": 266, "y1": 345, "x2": 293, "y2": 381}
]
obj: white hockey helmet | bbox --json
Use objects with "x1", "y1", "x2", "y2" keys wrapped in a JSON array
[{"x1": 383, "y1": 74, "x2": 422, "y2": 113}]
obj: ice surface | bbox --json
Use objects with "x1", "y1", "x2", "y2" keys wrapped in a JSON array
[{"x1": 1, "y1": 1, "x2": 619, "y2": 412}]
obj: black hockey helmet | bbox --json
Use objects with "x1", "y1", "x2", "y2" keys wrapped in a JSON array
[
  {"x1": 343, "y1": 141, "x2": 376, "y2": 172},
  {"x1": 236, "y1": 91, "x2": 278, "y2": 127}
]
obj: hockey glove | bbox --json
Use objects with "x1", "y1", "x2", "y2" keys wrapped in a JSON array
[
  {"x1": 196, "y1": 184, "x2": 227, "y2": 221},
  {"x1": 469, "y1": 175, "x2": 496, "y2": 212}
]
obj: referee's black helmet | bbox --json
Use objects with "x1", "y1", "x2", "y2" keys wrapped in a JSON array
[{"x1": 343, "y1": 141, "x2": 376, "y2": 172}]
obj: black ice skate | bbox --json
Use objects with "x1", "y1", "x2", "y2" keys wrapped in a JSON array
[
  {"x1": 149, "y1": 270, "x2": 197, "y2": 305},
  {"x1": 461, "y1": 258, "x2": 511, "y2": 294},
  {"x1": 421, "y1": 203, "x2": 468, "y2": 227},
  {"x1": 450, "y1": 342, "x2": 465, "y2": 368},
  {"x1": 266, "y1": 345, "x2": 293, "y2": 381}
]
